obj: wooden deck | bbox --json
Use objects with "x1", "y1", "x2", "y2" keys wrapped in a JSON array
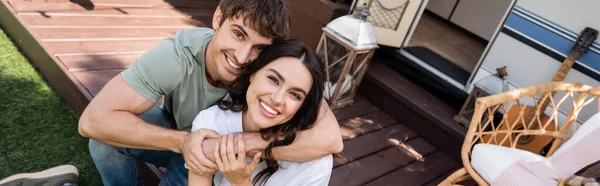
[
  {"x1": 331, "y1": 97, "x2": 460, "y2": 185},
  {"x1": 0, "y1": 0, "x2": 462, "y2": 185},
  {"x1": 0, "y1": 0, "x2": 219, "y2": 114},
  {"x1": 407, "y1": 12, "x2": 487, "y2": 73}
]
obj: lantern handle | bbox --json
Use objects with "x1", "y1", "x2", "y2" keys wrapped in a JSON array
[
  {"x1": 348, "y1": 0, "x2": 358, "y2": 15},
  {"x1": 495, "y1": 66, "x2": 508, "y2": 79},
  {"x1": 348, "y1": 0, "x2": 370, "y2": 20},
  {"x1": 495, "y1": 66, "x2": 509, "y2": 92},
  {"x1": 355, "y1": 3, "x2": 370, "y2": 20}
]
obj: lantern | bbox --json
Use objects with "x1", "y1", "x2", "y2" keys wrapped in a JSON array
[
  {"x1": 455, "y1": 66, "x2": 509, "y2": 126},
  {"x1": 317, "y1": 5, "x2": 379, "y2": 109}
]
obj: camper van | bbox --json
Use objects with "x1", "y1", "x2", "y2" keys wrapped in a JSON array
[{"x1": 354, "y1": 0, "x2": 600, "y2": 123}]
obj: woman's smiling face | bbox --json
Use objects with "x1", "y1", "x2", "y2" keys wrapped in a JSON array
[{"x1": 245, "y1": 56, "x2": 313, "y2": 130}]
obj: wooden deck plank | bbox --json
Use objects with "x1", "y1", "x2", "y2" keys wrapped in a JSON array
[
  {"x1": 31, "y1": 28, "x2": 180, "y2": 40},
  {"x1": 287, "y1": 4, "x2": 322, "y2": 43},
  {"x1": 8, "y1": 0, "x2": 95, "y2": 12},
  {"x1": 359, "y1": 61, "x2": 465, "y2": 162},
  {"x1": 282, "y1": 0, "x2": 347, "y2": 26},
  {"x1": 1, "y1": 0, "x2": 92, "y2": 114},
  {"x1": 423, "y1": 168, "x2": 460, "y2": 186},
  {"x1": 58, "y1": 54, "x2": 139, "y2": 71},
  {"x1": 332, "y1": 96, "x2": 379, "y2": 121},
  {"x1": 19, "y1": 15, "x2": 208, "y2": 27},
  {"x1": 8, "y1": 0, "x2": 218, "y2": 12},
  {"x1": 407, "y1": 13, "x2": 486, "y2": 72},
  {"x1": 366, "y1": 62, "x2": 461, "y2": 136},
  {"x1": 329, "y1": 137, "x2": 438, "y2": 186},
  {"x1": 71, "y1": 69, "x2": 122, "y2": 96},
  {"x1": 289, "y1": 23, "x2": 319, "y2": 50},
  {"x1": 339, "y1": 110, "x2": 398, "y2": 140},
  {"x1": 14, "y1": 7, "x2": 212, "y2": 17},
  {"x1": 334, "y1": 124, "x2": 417, "y2": 167},
  {"x1": 43, "y1": 40, "x2": 160, "y2": 55},
  {"x1": 364, "y1": 151, "x2": 459, "y2": 186},
  {"x1": 79, "y1": 0, "x2": 219, "y2": 8}
]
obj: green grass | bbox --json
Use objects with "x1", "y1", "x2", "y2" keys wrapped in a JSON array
[{"x1": 0, "y1": 29, "x2": 102, "y2": 185}]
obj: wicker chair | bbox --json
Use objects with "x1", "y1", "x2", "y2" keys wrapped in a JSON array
[{"x1": 439, "y1": 82, "x2": 600, "y2": 186}]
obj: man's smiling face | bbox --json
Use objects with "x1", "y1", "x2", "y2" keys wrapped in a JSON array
[{"x1": 207, "y1": 8, "x2": 273, "y2": 85}]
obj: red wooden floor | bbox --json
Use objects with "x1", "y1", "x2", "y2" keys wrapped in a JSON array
[{"x1": 0, "y1": 0, "x2": 461, "y2": 185}]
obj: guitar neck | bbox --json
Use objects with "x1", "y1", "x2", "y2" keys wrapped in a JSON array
[
  {"x1": 525, "y1": 58, "x2": 576, "y2": 122},
  {"x1": 552, "y1": 58, "x2": 576, "y2": 82}
]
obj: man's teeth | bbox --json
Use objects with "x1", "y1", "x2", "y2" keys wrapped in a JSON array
[
  {"x1": 260, "y1": 101, "x2": 278, "y2": 115},
  {"x1": 227, "y1": 56, "x2": 241, "y2": 69}
]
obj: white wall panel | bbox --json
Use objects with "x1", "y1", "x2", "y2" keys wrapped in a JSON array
[
  {"x1": 425, "y1": 0, "x2": 456, "y2": 19},
  {"x1": 517, "y1": 0, "x2": 600, "y2": 35}
]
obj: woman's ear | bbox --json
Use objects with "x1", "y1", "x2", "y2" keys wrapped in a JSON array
[
  {"x1": 212, "y1": 7, "x2": 223, "y2": 30},
  {"x1": 249, "y1": 73, "x2": 256, "y2": 83}
]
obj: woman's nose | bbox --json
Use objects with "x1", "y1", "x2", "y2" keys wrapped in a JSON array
[{"x1": 270, "y1": 89, "x2": 285, "y2": 106}]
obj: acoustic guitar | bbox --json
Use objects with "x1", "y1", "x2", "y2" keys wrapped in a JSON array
[{"x1": 483, "y1": 27, "x2": 598, "y2": 155}]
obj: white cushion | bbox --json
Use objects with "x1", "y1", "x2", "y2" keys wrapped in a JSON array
[
  {"x1": 471, "y1": 143, "x2": 546, "y2": 183},
  {"x1": 552, "y1": 112, "x2": 600, "y2": 156},
  {"x1": 471, "y1": 113, "x2": 600, "y2": 183}
]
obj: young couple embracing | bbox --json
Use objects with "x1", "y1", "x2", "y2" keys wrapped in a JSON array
[{"x1": 78, "y1": 0, "x2": 344, "y2": 185}]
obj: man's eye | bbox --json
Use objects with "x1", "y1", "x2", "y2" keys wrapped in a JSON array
[
  {"x1": 268, "y1": 76, "x2": 278, "y2": 85},
  {"x1": 234, "y1": 31, "x2": 243, "y2": 38}
]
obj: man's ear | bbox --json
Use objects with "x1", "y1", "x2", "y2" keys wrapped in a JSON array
[{"x1": 212, "y1": 7, "x2": 223, "y2": 30}]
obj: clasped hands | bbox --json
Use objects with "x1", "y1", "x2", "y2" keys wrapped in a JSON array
[{"x1": 181, "y1": 129, "x2": 263, "y2": 184}]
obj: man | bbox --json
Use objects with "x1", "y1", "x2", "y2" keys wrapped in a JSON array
[{"x1": 77, "y1": 0, "x2": 344, "y2": 185}]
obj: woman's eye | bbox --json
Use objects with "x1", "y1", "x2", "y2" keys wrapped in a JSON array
[
  {"x1": 290, "y1": 92, "x2": 301, "y2": 100},
  {"x1": 268, "y1": 76, "x2": 278, "y2": 85},
  {"x1": 255, "y1": 45, "x2": 264, "y2": 51}
]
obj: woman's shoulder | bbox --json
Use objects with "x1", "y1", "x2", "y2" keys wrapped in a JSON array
[
  {"x1": 259, "y1": 155, "x2": 333, "y2": 186},
  {"x1": 195, "y1": 105, "x2": 221, "y2": 118},
  {"x1": 192, "y1": 105, "x2": 243, "y2": 133},
  {"x1": 280, "y1": 154, "x2": 333, "y2": 169},
  {"x1": 195, "y1": 105, "x2": 238, "y2": 121},
  {"x1": 191, "y1": 105, "x2": 222, "y2": 131},
  {"x1": 201, "y1": 105, "x2": 240, "y2": 118}
]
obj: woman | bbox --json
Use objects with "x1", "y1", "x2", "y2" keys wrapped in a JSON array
[{"x1": 188, "y1": 39, "x2": 332, "y2": 186}]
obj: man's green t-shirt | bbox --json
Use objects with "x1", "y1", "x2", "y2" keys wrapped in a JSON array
[{"x1": 121, "y1": 28, "x2": 228, "y2": 132}]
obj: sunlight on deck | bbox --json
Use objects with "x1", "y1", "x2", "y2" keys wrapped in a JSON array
[
  {"x1": 341, "y1": 116, "x2": 377, "y2": 138},
  {"x1": 389, "y1": 138, "x2": 424, "y2": 161}
]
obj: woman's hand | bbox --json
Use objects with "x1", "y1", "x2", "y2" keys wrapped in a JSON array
[{"x1": 215, "y1": 134, "x2": 262, "y2": 186}]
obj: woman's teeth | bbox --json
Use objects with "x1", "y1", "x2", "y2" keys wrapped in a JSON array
[
  {"x1": 260, "y1": 101, "x2": 278, "y2": 115},
  {"x1": 227, "y1": 56, "x2": 241, "y2": 69}
]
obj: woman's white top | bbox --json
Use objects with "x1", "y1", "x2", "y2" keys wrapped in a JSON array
[{"x1": 191, "y1": 105, "x2": 333, "y2": 186}]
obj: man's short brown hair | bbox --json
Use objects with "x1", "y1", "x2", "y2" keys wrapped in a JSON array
[{"x1": 218, "y1": 0, "x2": 291, "y2": 40}]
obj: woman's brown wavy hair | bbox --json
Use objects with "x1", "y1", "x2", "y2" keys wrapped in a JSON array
[{"x1": 218, "y1": 39, "x2": 325, "y2": 186}]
